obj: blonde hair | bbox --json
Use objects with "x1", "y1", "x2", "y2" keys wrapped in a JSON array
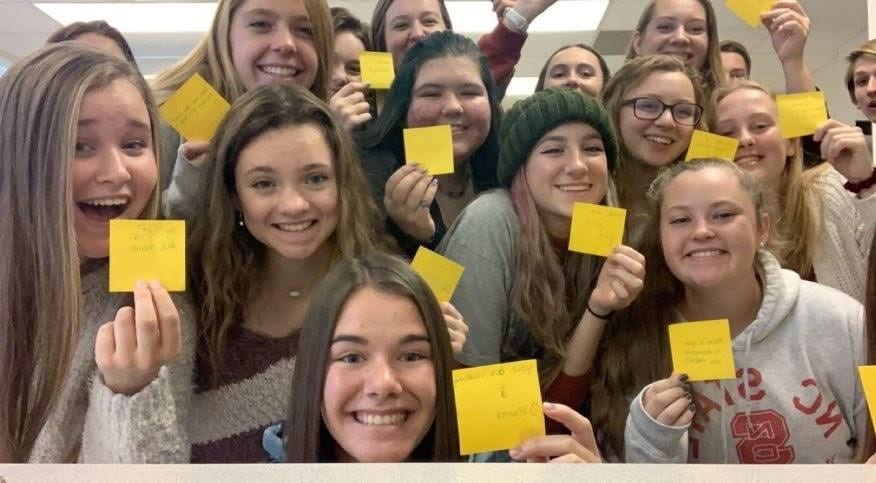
[
  {"x1": 151, "y1": 0, "x2": 333, "y2": 104},
  {"x1": 845, "y1": 39, "x2": 876, "y2": 104},
  {"x1": 0, "y1": 43, "x2": 160, "y2": 462},
  {"x1": 188, "y1": 84, "x2": 386, "y2": 381},
  {"x1": 713, "y1": 80, "x2": 823, "y2": 277},
  {"x1": 626, "y1": 0, "x2": 725, "y2": 93}
]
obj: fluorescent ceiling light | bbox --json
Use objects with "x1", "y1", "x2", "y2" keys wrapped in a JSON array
[
  {"x1": 36, "y1": 0, "x2": 606, "y2": 34},
  {"x1": 506, "y1": 77, "x2": 539, "y2": 97},
  {"x1": 448, "y1": 0, "x2": 608, "y2": 33},
  {"x1": 35, "y1": 3, "x2": 217, "y2": 33}
]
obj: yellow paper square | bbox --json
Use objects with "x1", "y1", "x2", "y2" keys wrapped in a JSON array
[
  {"x1": 410, "y1": 247, "x2": 464, "y2": 302},
  {"x1": 685, "y1": 130, "x2": 739, "y2": 162},
  {"x1": 452, "y1": 360, "x2": 545, "y2": 455},
  {"x1": 109, "y1": 220, "x2": 186, "y2": 292},
  {"x1": 858, "y1": 366, "x2": 876, "y2": 433},
  {"x1": 359, "y1": 51, "x2": 395, "y2": 89},
  {"x1": 158, "y1": 73, "x2": 230, "y2": 141},
  {"x1": 725, "y1": 0, "x2": 774, "y2": 28},
  {"x1": 777, "y1": 91, "x2": 828, "y2": 139},
  {"x1": 403, "y1": 125, "x2": 455, "y2": 176},
  {"x1": 568, "y1": 203, "x2": 626, "y2": 257},
  {"x1": 668, "y1": 319, "x2": 736, "y2": 381}
]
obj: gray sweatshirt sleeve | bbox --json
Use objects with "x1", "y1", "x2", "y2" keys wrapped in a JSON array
[
  {"x1": 79, "y1": 295, "x2": 196, "y2": 463},
  {"x1": 624, "y1": 383, "x2": 690, "y2": 463},
  {"x1": 162, "y1": 148, "x2": 202, "y2": 220}
]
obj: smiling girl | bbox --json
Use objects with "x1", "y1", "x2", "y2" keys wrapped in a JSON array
[{"x1": 535, "y1": 43, "x2": 610, "y2": 98}]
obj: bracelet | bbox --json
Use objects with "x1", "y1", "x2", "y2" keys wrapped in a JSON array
[
  {"x1": 586, "y1": 302, "x2": 613, "y2": 320},
  {"x1": 843, "y1": 167, "x2": 876, "y2": 194},
  {"x1": 503, "y1": 7, "x2": 529, "y2": 33}
]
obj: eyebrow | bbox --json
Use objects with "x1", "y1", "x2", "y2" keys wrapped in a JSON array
[
  {"x1": 414, "y1": 82, "x2": 483, "y2": 91},
  {"x1": 330, "y1": 334, "x2": 430, "y2": 345},
  {"x1": 666, "y1": 200, "x2": 742, "y2": 211},
  {"x1": 242, "y1": 8, "x2": 308, "y2": 22}
]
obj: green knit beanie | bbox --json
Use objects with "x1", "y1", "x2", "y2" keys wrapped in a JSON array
[{"x1": 498, "y1": 88, "x2": 618, "y2": 187}]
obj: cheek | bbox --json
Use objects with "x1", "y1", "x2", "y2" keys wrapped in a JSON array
[{"x1": 406, "y1": 100, "x2": 433, "y2": 128}]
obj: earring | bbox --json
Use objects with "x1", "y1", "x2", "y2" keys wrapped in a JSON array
[{"x1": 237, "y1": 212, "x2": 245, "y2": 227}]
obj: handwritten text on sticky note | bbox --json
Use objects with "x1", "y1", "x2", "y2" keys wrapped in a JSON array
[
  {"x1": 669, "y1": 319, "x2": 736, "y2": 381},
  {"x1": 410, "y1": 246, "x2": 464, "y2": 302},
  {"x1": 777, "y1": 91, "x2": 828, "y2": 139},
  {"x1": 859, "y1": 366, "x2": 876, "y2": 433},
  {"x1": 359, "y1": 51, "x2": 395, "y2": 89},
  {"x1": 725, "y1": 0, "x2": 774, "y2": 28},
  {"x1": 685, "y1": 130, "x2": 739, "y2": 162},
  {"x1": 452, "y1": 360, "x2": 545, "y2": 455},
  {"x1": 159, "y1": 73, "x2": 230, "y2": 142},
  {"x1": 109, "y1": 220, "x2": 186, "y2": 292},
  {"x1": 404, "y1": 125, "x2": 455, "y2": 176},
  {"x1": 568, "y1": 203, "x2": 626, "y2": 257}
]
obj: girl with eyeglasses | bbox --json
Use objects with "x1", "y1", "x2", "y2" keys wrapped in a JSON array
[{"x1": 600, "y1": 55, "x2": 708, "y2": 245}]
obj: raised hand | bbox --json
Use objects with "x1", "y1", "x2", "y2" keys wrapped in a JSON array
[
  {"x1": 510, "y1": 403, "x2": 602, "y2": 463},
  {"x1": 493, "y1": 0, "x2": 560, "y2": 23},
  {"x1": 95, "y1": 280, "x2": 182, "y2": 396},
  {"x1": 642, "y1": 374, "x2": 696, "y2": 427},
  {"x1": 588, "y1": 245, "x2": 646, "y2": 316},
  {"x1": 440, "y1": 302, "x2": 469, "y2": 356},
  {"x1": 814, "y1": 119, "x2": 874, "y2": 182},
  {"x1": 384, "y1": 164, "x2": 438, "y2": 242},
  {"x1": 329, "y1": 82, "x2": 372, "y2": 132},
  {"x1": 180, "y1": 140, "x2": 210, "y2": 168},
  {"x1": 762, "y1": 1, "x2": 810, "y2": 64}
]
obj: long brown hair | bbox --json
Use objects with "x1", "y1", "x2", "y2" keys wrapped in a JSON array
[
  {"x1": 151, "y1": 0, "x2": 333, "y2": 104},
  {"x1": 188, "y1": 84, "x2": 384, "y2": 382},
  {"x1": 591, "y1": 159, "x2": 766, "y2": 459},
  {"x1": 0, "y1": 43, "x2": 159, "y2": 462},
  {"x1": 284, "y1": 252, "x2": 459, "y2": 462},
  {"x1": 626, "y1": 0, "x2": 724, "y2": 93},
  {"x1": 370, "y1": 0, "x2": 452, "y2": 54},
  {"x1": 712, "y1": 81, "x2": 823, "y2": 277}
]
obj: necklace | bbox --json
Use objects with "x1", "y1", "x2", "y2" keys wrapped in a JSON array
[{"x1": 438, "y1": 162, "x2": 471, "y2": 199}]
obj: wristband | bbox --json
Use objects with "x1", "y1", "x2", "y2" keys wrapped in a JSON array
[
  {"x1": 503, "y1": 7, "x2": 529, "y2": 33},
  {"x1": 843, "y1": 167, "x2": 876, "y2": 194},
  {"x1": 586, "y1": 302, "x2": 613, "y2": 320}
]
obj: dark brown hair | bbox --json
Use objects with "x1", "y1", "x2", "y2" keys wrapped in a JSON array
[
  {"x1": 284, "y1": 252, "x2": 459, "y2": 462},
  {"x1": 331, "y1": 7, "x2": 372, "y2": 50},
  {"x1": 720, "y1": 39, "x2": 751, "y2": 75},
  {"x1": 46, "y1": 20, "x2": 137, "y2": 67},
  {"x1": 535, "y1": 43, "x2": 611, "y2": 93}
]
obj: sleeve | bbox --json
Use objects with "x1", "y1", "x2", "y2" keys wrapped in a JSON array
[
  {"x1": 477, "y1": 22, "x2": 527, "y2": 90},
  {"x1": 79, "y1": 296, "x2": 196, "y2": 463},
  {"x1": 624, "y1": 383, "x2": 690, "y2": 463},
  {"x1": 849, "y1": 303, "x2": 869, "y2": 456},
  {"x1": 161, "y1": 148, "x2": 203, "y2": 220},
  {"x1": 439, "y1": 194, "x2": 516, "y2": 367}
]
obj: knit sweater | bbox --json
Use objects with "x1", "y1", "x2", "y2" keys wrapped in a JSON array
[
  {"x1": 625, "y1": 251, "x2": 866, "y2": 464},
  {"x1": 189, "y1": 327, "x2": 299, "y2": 463},
  {"x1": 29, "y1": 261, "x2": 196, "y2": 463}
]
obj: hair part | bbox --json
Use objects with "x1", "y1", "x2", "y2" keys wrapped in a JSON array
[
  {"x1": 0, "y1": 43, "x2": 158, "y2": 462},
  {"x1": 534, "y1": 43, "x2": 611, "y2": 93},
  {"x1": 284, "y1": 252, "x2": 459, "y2": 462}
]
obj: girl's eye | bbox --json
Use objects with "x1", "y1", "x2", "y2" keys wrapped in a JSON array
[
  {"x1": 856, "y1": 77, "x2": 869, "y2": 87},
  {"x1": 715, "y1": 211, "x2": 737, "y2": 220},
  {"x1": 392, "y1": 21, "x2": 409, "y2": 31},
  {"x1": 338, "y1": 353, "x2": 364, "y2": 364},
  {"x1": 584, "y1": 145, "x2": 605, "y2": 154},
  {"x1": 75, "y1": 142, "x2": 94, "y2": 156},
  {"x1": 656, "y1": 23, "x2": 673, "y2": 32},
  {"x1": 123, "y1": 140, "x2": 147, "y2": 152},
  {"x1": 305, "y1": 173, "x2": 328, "y2": 185},
  {"x1": 249, "y1": 20, "x2": 271, "y2": 31},
  {"x1": 687, "y1": 25, "x2": 706, "y2": 34},
  {"x1": 669, "y1": 216, "x2": 690, "y2": 225},
  {"x1": 541, "y1": 147, "x2": 565, "y2": 155},
  {"x1": 423, "y1": 18, "x2": 439, "y2": 27},
  {"x1": 295, "y1": 25, "x2": 313, "y2": 37},
  {"x1": 400, "y1": 352, "x2": 429, "y2": 362},
  {"x1": 419, "y1": 91, "x2": 441, "y2": 98},
  {"x1": 252, "y1": 179, "x2": 274, "y2": 189}
]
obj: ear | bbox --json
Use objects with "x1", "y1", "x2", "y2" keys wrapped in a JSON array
[
  {"x1": 632, "y1": 31, "x2": 643, "y2": 56},
  {"x1": 784, "y1": 138, "x2": 799, "y2": 158},
  {"x1": 758, "y1": 211, "x2": 771, "y2": 248}
]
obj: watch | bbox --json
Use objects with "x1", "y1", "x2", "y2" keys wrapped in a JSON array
[
  {"x1": 843, "y1": 167, "x2": 876, "y2": 194},
  {"x1": 503, "y1": 7, "x2": 529, "y2": 33}
]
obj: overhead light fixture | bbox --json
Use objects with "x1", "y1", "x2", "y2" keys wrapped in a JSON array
[
  {"x1": 35, "y1": 3, "x2": 217, "y2": 33},
  {"x1": 36, "y1": 0, "x2": 606, "y2": 34}
]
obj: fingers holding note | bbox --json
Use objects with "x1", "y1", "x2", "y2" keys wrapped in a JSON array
[{"x1": 510, "y1": 403, "x2": 602, "y2": 463}]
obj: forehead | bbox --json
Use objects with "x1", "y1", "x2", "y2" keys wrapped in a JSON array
[
  {"x1": 386, "y1": 0, "x2": 442, "y2": 18},
  {"x1": 625, "y1": 70, "x2": 695, "y2": 99},
  {"x1": 540, "y1": 121, "x2": 601, "y2": 140},
  {"x1": 549, "y1": 47, "x2": 600, "y2": 68},
  {"x1": 717, "y1": 88, "x2": 776, "y2": 117},
  {"x1": 662, "y1": 167, "x2": 753, "y2": 209},
  {"x1": 235, "y1": 0, "x2": 308, "y2": 17},
  {"x1": 237, "y1": 124, "x2": 333, "y2": 169},
  {"x1": 721, "y1": 51, "x2": 747, "y2": 67},
  {"x1": 335, "y1": 31, "x2": 366, "y2": 55},
  {"x1": 80, "y1": 79, "x2": 148, "y2": 120},
  {"x1": 334, "y1": 287, "x2": 428, "y2": 338},
  {"x1": 853, "y1": 55, "x2": 876, "y2": 74},
  {"x1": 415, "y1": 56, "x2": 483, "y2": 85},
  {"x1": 651, "y1": 0, "x2": 706, "y2": 20}
]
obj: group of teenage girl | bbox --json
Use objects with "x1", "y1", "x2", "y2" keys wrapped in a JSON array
[{"x1": 2, "y1": 0, "x2": 876, "y2": 466}]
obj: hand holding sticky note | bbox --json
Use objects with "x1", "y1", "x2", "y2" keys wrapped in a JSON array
[
  {"x1": 858, "y1": 366, "x2": 876, "y2": 432},
  {"x1": 403, "y1": 125, "x2": 454, "y2": 175},
  {"x1": 668, "y1": 319, "x2": 736, "y2": 381},
  {"x1": 452, "y1": 360, "x2": 545, "y2": 455},
  {"x1": 159, "y1": 73, "x2": 230, "y2": 142},
  {"x1": 568, "y1": 203, "x2": 626, "y2": 257},
  {"x1": 685, "y1": 130, "x2": 739, "y2": 162},
  {"x1": 777, "y1": 91, "x2": 828, "y2": 139},
  {"x1": 410, "y1": 246, "x2": 464, "y2": 302},
  {"x1": 725, "y1": 0, "x2": 774, "y2": 28},
  {"x1": 109, "y1": 220, "x2": 186, "y2": 292},
  {"x1": 359, "y1": 51, "x2": 395, "y2": 89}
]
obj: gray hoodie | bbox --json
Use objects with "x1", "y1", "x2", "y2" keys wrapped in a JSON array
[{"x1": 625, "y1": 251, "x2": 867, "y2": 464}]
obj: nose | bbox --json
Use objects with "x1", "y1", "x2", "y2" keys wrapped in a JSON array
[
  {"x1": 410, "y1": 21, "x2": 428, "y2": 41},
  {"x1": 566, "y1": 149, "x2": 590, "y2": 175},
  {"x1": 867, "y1": 76, "x2": 876, "y2": 97},
  {"x1": 737, "y1": 128, "x2": 755, "y2": 147},
  {"x1": 278, "y1": 186, "x2": 310, "y2": 214},
  {"x1": 272, "y1": 28, "x2": 297, "y2": 53},
  {"x1": 364, "y1": 358, "x2": 403, "y2": 400},
  {"x1": 564, "y1": 76, "x2": 581, "y2": 88},
  {"x1": 692, "y1": 216, "x2": 715, "y2": 240},
  {"x1": 96, "y1": 147, "x2": 132, "y2": 185},
  {"x1": 441, "y1": 93, "x2": 463, "y2": 117},
  {"x1": 653, "y1": 106, "x2": 676, "y2": 127},
  {"x1": 669, "y1": 25, "x2": 690, "y2": 44}
]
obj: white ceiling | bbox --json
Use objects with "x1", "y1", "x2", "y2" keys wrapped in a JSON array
[{"x1": 0, "y1": 0, "x2": 868, "y2": 121}]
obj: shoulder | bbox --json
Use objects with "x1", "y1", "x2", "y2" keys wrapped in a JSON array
[
  {"x1": 450, "y1": 190, "x2": 517, "y2": 234},
  {"x1": 795, "y1": 278, "x2": 864, "y2": 320},
  {"x1": 439, "y1": 190, "x2": 518, "y2": 262}
]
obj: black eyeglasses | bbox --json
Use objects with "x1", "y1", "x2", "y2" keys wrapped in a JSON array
[{"x1": 620, "y1": 97, "x2": 703, "y2": 126}]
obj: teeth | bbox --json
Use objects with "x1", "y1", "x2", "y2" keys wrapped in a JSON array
[
  {"x1": 645, "y1": 135, "x2": 672, "y2": 145},
  {"x1": 260, "y1": 65, "x2": 298, "y2": 76},
  {"x1": 356, "y1": 413, "x2": 407, "y2": 426},
  {"x1": 558, "y1": 185, "x2": 591, "y2": 192},
  {"x1": 276, "y1": 221, "x2": 313, "y2": 232},
  {"x1": 689, "y1": 249, "x2": 723, "y2": 258},
  {"x1": 81, "y1": 198, "x2": 128, "y2": 206}
]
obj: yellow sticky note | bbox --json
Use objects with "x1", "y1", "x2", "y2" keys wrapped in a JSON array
[
  {"x1": 452, "y1": 360, "x2": 545, "y2": 455},
  {"x1": 159, "y1": 73, "x2": 230, "y2": 141},
  {"x1": 777, "y1": 91, "x2": 828, "y2": 139},
  {"x1": 568, "y1": 203, "x2": 626, "y2": 257},
  {"x1": 668, "y1": 319, "x2": 736, "y2": 381},
  {"x1": 109, "y1": 220, "x2": 186, "y2": 292},
  {"x1": 403, "y1": 125, "x2": 454, "y2": 176},
  {"x1": 858, "y1": 366, "x2": 876, "y2": 432},
  {"x1": 359, "y1": 51, "x2": 395, "y2": 89},
  {"x1": 410, "y1": 246, "x2": 464, "y2": 302},
  {"x1": 725, "y1": 0, "x2": 774, "y2": 28},
  {"x1": 685, "y1": 130, "x2": 739, "y2": 162}
]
